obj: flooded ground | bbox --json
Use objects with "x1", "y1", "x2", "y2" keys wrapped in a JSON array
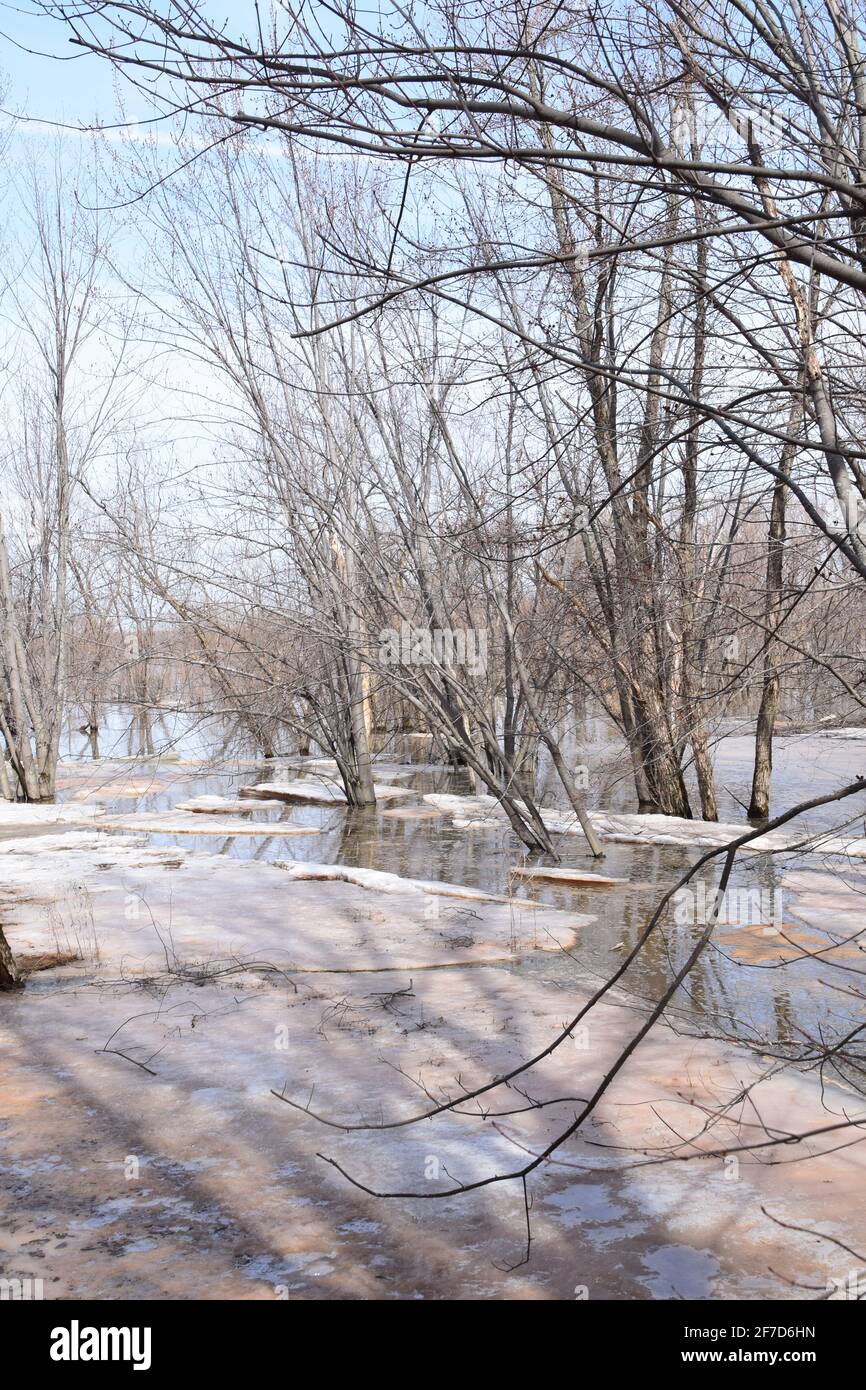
[
  {"x1": 0, "y1": 705, "x2": 864, "y2": 1300},
  {"x1": 55, "y1": 704, "x2": 866, "y2": 1049}
]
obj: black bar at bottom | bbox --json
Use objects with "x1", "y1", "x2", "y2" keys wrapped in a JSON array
[{"x1": 3, "y1": 1296, "x2": 851, "y2": 1376}]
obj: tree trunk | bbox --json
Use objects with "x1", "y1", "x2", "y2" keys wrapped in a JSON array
[
  {"x1": 345, "y1": 649, "x2": 377, "y2": 805},
  {"x1": 749, "y1": 397, "x2": 798, "y2": 820},
  {"x1": 750, "y1": 665, "x2": 780, "y2": 822},
  {"x1": 501, "y1": 609, "x2": 605, "y2": 856},
  {"x1": 0, "y1": 923, "x2": 21, "y2": 989},
  {"x1": 690, "y1": 718, "x2": 719, "y2": 821},
  {"x1": 749, "y1": 502, "x2": 785, "y2": 822}
]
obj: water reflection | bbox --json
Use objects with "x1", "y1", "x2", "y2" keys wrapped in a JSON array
[{"x1": 55, "y1": 703, "x2": 866, "y2": 1052}]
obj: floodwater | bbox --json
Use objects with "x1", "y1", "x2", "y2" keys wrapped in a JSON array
[
  {"x1": 55, "y1": 703, "x2": 866, "y2": 1055},
  {"x1": 0, "y1": 703, "x2": 862, "y2": 1301}
]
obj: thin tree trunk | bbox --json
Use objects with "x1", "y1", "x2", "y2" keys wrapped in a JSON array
[
  {"x1": 749, "y1": 393, "x2": 800, "y2": 820},
  {"x1": 749, "y1": 477, "x2": 788, "y2": 819},
  {"x1": 501, "y1": 608, "x2": 605, "y2": 856}
]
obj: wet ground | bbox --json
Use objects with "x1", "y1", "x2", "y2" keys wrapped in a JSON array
[{"x1": 0, "y1": 706, "x2": 863, "y2": 1300}]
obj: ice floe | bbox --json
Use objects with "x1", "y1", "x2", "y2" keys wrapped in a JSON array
[{"x1": 425, "y1": 793, "x2": 866, "y2": 858}]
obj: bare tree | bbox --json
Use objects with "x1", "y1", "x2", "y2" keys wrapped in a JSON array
[{"x1": 0, "y1": 158, "x2": 120, "y2": 798}]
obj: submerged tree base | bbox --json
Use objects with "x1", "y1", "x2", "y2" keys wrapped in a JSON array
[{"x1": 0, "y1": 923, "x2": 20, "y2": 988}]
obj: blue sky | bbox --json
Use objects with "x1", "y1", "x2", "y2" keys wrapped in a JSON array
[{"x1": 1, "y1": 4, "x2": 122, "y2": 128}]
